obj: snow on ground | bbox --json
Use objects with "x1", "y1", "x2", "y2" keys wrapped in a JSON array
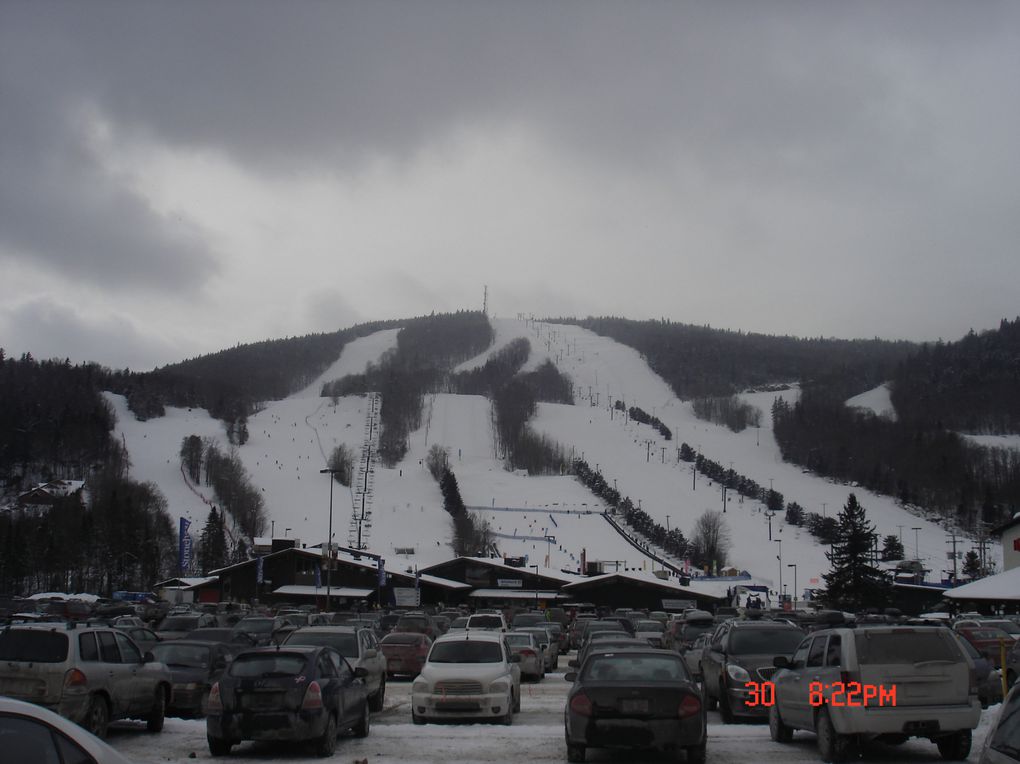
[
  {"x1": 106, "y1": 667, "x2": 1002, "y2": 764},
  {"x1": 846, "y1": 382, "x2": 897, "y2": 420},
  {"x1": 107, "y1": 320, "x2": 994, "y2": 593},
  {"x1": 958, "y1": 433, "x2": 1020, "y2": 450}
]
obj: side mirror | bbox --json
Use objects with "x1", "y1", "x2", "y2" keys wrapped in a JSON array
[
  {"x1": 564, "y1": 672, "x2": 577, "y2": 682},
  {"x1": 773, "y1": 655, "x2": 790, "y2": 669}
]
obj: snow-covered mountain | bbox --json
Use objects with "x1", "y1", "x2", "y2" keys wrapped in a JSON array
[{"x1": 104, "y1": 318, "x2": 990, "y2": 598}]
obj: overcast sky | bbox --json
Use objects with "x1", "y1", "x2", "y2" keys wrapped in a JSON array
[{"x1": 2, "y1": 1, "x2": 1018, "y2": 371}]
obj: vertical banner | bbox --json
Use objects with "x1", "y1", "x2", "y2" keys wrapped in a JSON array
[
  {"x1": 377, "y1": 557, "x2": 386, "y2": 587},
  {"x1": 256, "y1": 555, "x2": 264, "y2": 584},
  {"x1": 178, "y1": 517, "x2": 191, "y2": 574},
  {"x1": 414, "y1": 565, "x2": 421, "y2": 606},
  {"x1": 314, "y1": 564, "x2": 321, "y2": 590}
]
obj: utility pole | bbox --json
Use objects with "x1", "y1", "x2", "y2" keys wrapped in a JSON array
[
  {"x1": 722, "y1": 485, "x2": 727, "y2": 513},
  {"x1": 946, "y1": 531, "x2": 959, "y2": 582},
  {"x1": 911, "y1": 527, "x2": 922, "y2": 561}
]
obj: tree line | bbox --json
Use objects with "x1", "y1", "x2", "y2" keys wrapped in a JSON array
[{"x1": 618, "y1": 402, "x2": 672, "y2": 440}]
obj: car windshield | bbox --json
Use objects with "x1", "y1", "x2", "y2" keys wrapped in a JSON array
[
  {"x1": 0, "y1": 630, "x2": 68, "y2": 662},
  {"x1": 966, "y1": 628, "x2": 1010, "y2": 641},
  {"x1": 382, "y1": 634, "x2": 423, "y2": 646},
  {"x1": 856, "y1": 631, "x2": 961, "y2": 664},
  {"x1": 429, "y1": 640, "x2": 502, "y2": 663},
  {"x1": 635, "y1": 621, "x2": 664, "y2": 632},
  {"x1": 398, "y1": 616, "x2": 428, "y2": 629},
  {"x1": 729, "y1": 628, "x2": 804, "y2": 655},
  {"x1": 285, "y1": 632, "x2": 358, "y2": 657},
  {"x1": 229, "y1": 653, "x2": 307, "y2": 677},
  {"x1": 151, "y1": 644, "x2": 212, "y2": 668},
  {"x1": 505, "y1": 635, "x2": 533, "y2": 647},
  {"x1": 682, "y1": 623, "x2": 715, "y2": 639},
  {"x1": 584, "y1": 654, "x2": 688, "y2": 681},
  {"x1": 514, "y1": 615, "x2": 545, "y2": 627},
  {"x1": 237, "y1": 619, "x2": 274, "y2": 634}
]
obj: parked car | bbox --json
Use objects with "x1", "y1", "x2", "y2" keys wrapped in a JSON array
[
  {"x1": 955, "y1": 619, "x2": 1020, "y2": 641},
  {"x1": 564, "y1": 647, "x2": 706, "y2": 763},
  {"x1": 115, "y1": 625, "x2": 161, "y2": 653},
  {"x1": 0, "y1": 623, "x2": 173, "y2": 738},
  {"x1": 956, "y1": 626, "x2": 1014, "y2": 668},
  {"x1": 666, "y1": 610, "x2": 716, "y2": 652},
  {"x1": 466, "y1": 613, "x2": 508, "y2": 632},
  {"x1": 448, "y1": 616, "x2": 469, "y2": 631},
  {"x1": 770, "y1": 625, "x2": 981, "y2": 762},
  {"x1": 156, "y1": 613, "x2": 218, "y2": 641},
  {"x1": 574, "y1": 635, "x2": 649, "y2": 670},
  {"x1": 410, "y1": 631, "x2": 521, "y2": 724},
  {"x1": 392, "y1": 611, "x2": 440, "y2": 640},
  {"x1": 953, "y1": 631, "x2": 1004, "y2": 708},
  {"x1": 205, "y1": 645, "x2": 370, "y2": 757},
  {"x1": 284, "y1": 625, "x2": 387, "y2": 711},
  {"x1": 512, "y1": 612, "x2": 548, "y2": 629},
  {"x1": 979, "y1": 679, "x2": 1020, "y2": 764},
  {"x1": 150, "y1": 640, "x2": 233, "y2": 717},
  {"x1": 505, "y1": 631, "x2": 545, "y2": 681},
  {"x1": 515, "y1": 625, "x2": 559, "y2": 671},
  {"x1": 0, "y1": 694, "x2": 135, "y2": 764},
  {"x1": 380, "y1": 632, "x2": 433, "y2": 678},
  {"x1": 700, "y1": 618, "x2": 804, "y2": 723},
  {"x1": 633, "y1": 619, "x2": 667, "y2": 648},
  {"x1": 232, "y1": 615, "x2": 295, "y2": 646}
]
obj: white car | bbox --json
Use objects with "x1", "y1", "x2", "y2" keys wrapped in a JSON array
[
  {"x1": 411, "y1": 632, "x2": 521, "y2": 724},
  {"x1": 0, "y1": 695, "x2": 134, "y2": 763}
]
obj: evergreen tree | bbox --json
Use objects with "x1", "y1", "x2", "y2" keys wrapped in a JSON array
[
  {"x1": 197, "y1": 507, "x2": 229, "y2": 573},
  {"x1": 820, "y1": 494, "x2": 891, "y2": 611},
  {"x1": 880, "y1": 534, "x2": 905, "y2": 561},
  {"x1": 962, "y1": 550, "x2": 983, "y2": 579}
]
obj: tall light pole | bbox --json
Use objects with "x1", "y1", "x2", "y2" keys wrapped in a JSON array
[
  {"x1": 320, "y1": 468, "x2": 339, "y2": 612},
  {"x1": 774, "y1": 539, "x2": 782, "y2": 605},
  {"x1": 912, "y1": 527, "x2": 922, "y2": 560},
  {"x1": 666, "y1": 515, "x2": 671, "y2": 533},
  {"x1": 787, "y1": 563, "x2": 797, "y2": 610}
]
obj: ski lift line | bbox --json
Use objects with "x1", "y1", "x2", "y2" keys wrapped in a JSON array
[
  {"x1": 465, "y1": 505, "x2": 597, "y2": 516},
  {"x1": 601, "y1": 512, "x2": 685, "y2": 577}
]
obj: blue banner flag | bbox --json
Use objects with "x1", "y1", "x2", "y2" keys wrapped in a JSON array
[{"x1": 178, "y1": 517, "x2": 191, "y2": 574}]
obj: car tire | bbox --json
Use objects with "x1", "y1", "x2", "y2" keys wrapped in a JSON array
[
  {"x1": 146, "y1": 687, "x2": 166, "y2": 732},
  {"x1": 354, "y1": 700, "x2": 371, "y2": 738},
  {"x1": 816, "y1": 707, "x2": 851, "y2": 763},
  {"x1": 769, "y1": 704, "x2": 793, "y2": 743},
  {"x1": 513, "y1": 690, "x2": 521, "y2": 713},
  {"x1": 936, "y1": 730, "x2": 972, "y2": 761},
  {"x1": 315, "y1": 713, "x2": 338, "y2": 757},
  {"x1": 85, "y1": 695, "x2": 110, "y2": 739},
  {"x1": 412, "y1": 711, "x2": 425, "y2": 725},
  {"x1": 369, "y1": 676, "x2": 386, "y2": 712},
  {"x1": 207, "y1": 736, "x2": 232, "y2": 757},
  {"x1": 566, "y1": 742, "x2": 586, "y2": 762},
  {"x1": 685, "y1": 741, "x2": 707, "y2": 764}
]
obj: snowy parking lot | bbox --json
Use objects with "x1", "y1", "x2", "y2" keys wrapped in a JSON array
[{"x1": 105, "y1": 655, "x2": 1000, "y2": 764}]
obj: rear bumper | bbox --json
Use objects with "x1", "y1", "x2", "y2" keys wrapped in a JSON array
[
  {"x1": 828, "y1": 700, "x2": 981, "y2": 736},
  {"x1": 411, "y1": 690, "x2": 512, "y2": 721},
  {"x1": 207, "y1": 709, "x2": 329, "y2": 742},
  {"x1": 566, "y1": 711, "x2": 705, "y2": 752}
]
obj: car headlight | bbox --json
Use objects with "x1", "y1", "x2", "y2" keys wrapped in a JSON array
[
  {"x1": 726, "y1": 664, "x2": 751, "y2": 683},
  {"x1": 412, "y1": 680, "x2": 430, "y2": 694},
  {"x1": 489, "y1": 681, "x2": 509, "y2": 694}
]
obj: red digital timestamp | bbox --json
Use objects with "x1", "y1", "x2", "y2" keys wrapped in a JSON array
[{"x1": 745, "y1": 681, "x2": 897, "y2": 707}]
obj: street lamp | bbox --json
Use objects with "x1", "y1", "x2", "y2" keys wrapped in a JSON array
[
  {"x1": 774, "y1": 539, "x2": 783, "y2": 605},
  {"x1": 530, "y1": 564, "x2": 540, "y2": 609},
  {"x1": 319, "y1": 468, "x2": 339, "y2": 612},
  {"x1": 787, "y1": 564, "x2": 798, "y2": 610},
  {"x1": 911, "y1": 527, "x2": 922, "y2": 560}
]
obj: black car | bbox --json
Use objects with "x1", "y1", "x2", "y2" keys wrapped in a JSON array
[
  {"x1": 150, "y1": 640, "x2": 233, "y2": 717},
  {"x1": 564, "y1": 648, "x2": 706, "y2": 763},
  {"x1": 206, "y1": 645, "x2": 370, "y2": 757}
]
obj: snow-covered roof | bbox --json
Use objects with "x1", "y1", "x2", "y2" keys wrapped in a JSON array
[
  {"x1": 272, "y1": 585, "x2": 372, "y2": 598},
  {"x1": 944, "y1": 567, "x2": 1020, "y2": 601},
  {"x1": 468, "y1": 588, "x2": 567, "y2": 600},
  {"x1": 563, "y1": 570, "x2": 727, "y2": 601},
  {"x1": 26, "y1": 591, "x2": 100, "y2": 603},
  {"x1": 427, "y1": 556, "x2": 583, "y2": 585}
]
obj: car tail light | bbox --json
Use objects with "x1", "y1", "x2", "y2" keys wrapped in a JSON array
[
  {"x1": 207, "y1": 682, "x2": 223, "y2": 712},
  {"x1": 418, "y1": 642, "x2": 430, "y2": 657},
  {"x1": 302, "y1": 681, "x2": 323, "y2": 710},
  {"x1": 63, "y1": 668, "x2": 87, "y2": 689},
  {"x1": 521, "y1": 649, "x2": 537, "y2": 659},
  {"x1": 968, "y1": 666, "x2": 978, "y2": 696},
  {"x1": 569, "y1": 692, "x2": 593, "y2": 717},
  {"x1": 678, "y1": 694, "x2": 702, "y2": 718}
]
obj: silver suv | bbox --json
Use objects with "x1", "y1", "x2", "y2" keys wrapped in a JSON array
[
  {"x1": 0, "y1": 623, "x2": 173, "y2": 738},
  {"x1": 770, "y1": 625, "x2": 980, "y2": 762}
]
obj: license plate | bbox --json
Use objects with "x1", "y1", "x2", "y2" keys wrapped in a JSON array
[{"x1": 621, "y1": 698, "x2": 649, "y2": 714}]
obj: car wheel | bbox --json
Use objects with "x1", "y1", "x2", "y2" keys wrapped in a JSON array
[
  {"x1": 816, "y1": 707, "x2": 851, "y2": 763},
  {"x1": 85, "y1": 695, "x2": 110, "y2": 739},
  {"x1": 369, "y1": 676, "x2": 386, "y2": 712},
  {"x1": 146, "y1": 687, "x2": 166, "y2": 732},
  {"x1": 566, "y1": 742, "x2": 586, "y2": 762},
  {"x1": 769, "y1": 704, "x2": 793, "y2": 743},
  {"x1": 412, "y1": 711, "x2": 425, "y2": 725},
  {"x1": 315, "y1": 713, "x2": 338, "y2": 757},
  {"x1": 354, "y1": 700, "x2": 371, "y2": 738},
  {"x1": 936, "y1": 730, "x2": 972, "y2": 761},
  {"x1": 685, "y1": 741, "x2": 707, "y2": 764},
  {"x1": 207, "y1": 736, "x2": 232, "y2": 756},
  {"x1": 513, "y1": 690, "x2": 521, "y2": 713}
]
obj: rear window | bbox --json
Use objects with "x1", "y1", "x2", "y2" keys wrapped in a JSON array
[
  {"x1": 468, "y1": 615, "x2": 503, "y2": 629},
  {"x1": 429, "y1": 640, "x2": 502, "y2": 663},
  {"x1": 0, "y1": 630, "x2": 69, "y2": 662},
  {"x1": 285, "y1": 632, "x2": 358, "y2": 657},
  {"x1": 229, "y1": 653, "x2": 308, "y2": 677},
  {"x1": 855, "y1": 631, "x2": 961, "y2": 665},
  {"x1": 729, "y1": 628, "x2": 804, "y2": 656},
  {"x1": 382, "y1": 633, "x2": 424, "y2": 645},
  {"x1": 151, "y1": 644, "x2": 213, "y2": 668},
  {"x1": 584, "y1": 654, "x2": 689, "y2": 681},
  {"x1": 635, "y1": 621, "x2": 664, "y2": 632},
  {"x1": 397, "y1": 616, "x2": 428, "y2": 629},
  {"x1": 160, "y1": 616, "x2": 199, "y2": 631}
]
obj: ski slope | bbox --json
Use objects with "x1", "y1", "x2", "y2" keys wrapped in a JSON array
[{"x1": 106, "y1": 318, "x2": 993, "y2": 598}]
